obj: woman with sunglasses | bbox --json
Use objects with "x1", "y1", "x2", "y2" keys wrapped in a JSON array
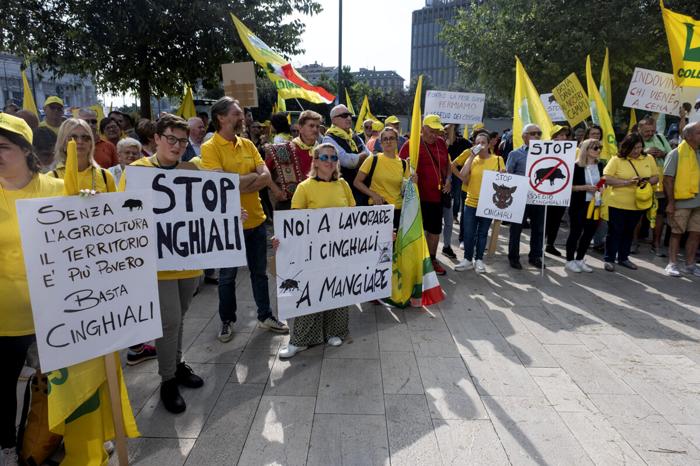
[
  {"x1": 565, "y1": 139, "x2": 605, "y2": 272},
  {"x1": 278, "y1": 143, "x2": 355, "y2": 358},
  {"x1": 353, "y1": 127, "x2": 409, "y2": 230}
]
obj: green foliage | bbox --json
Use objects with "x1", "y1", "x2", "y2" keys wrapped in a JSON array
[
  {"x1": 440, "y1": 0, "x2": 700, "y2": 120},
  {"x1": 0, "y1": 0, "x2": 321, "y2": 117}
]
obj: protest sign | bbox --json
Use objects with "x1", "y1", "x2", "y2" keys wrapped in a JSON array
[
  {"x1": 221, "y1": 61, "x2": 258, "y2": 108},
  {"x1": 274, "y1": 205, "x2": 394, "y2": 320},
  {"x1": 424, "y1": 90, "x2": 486, "y2": 125},
  {"x1": 540, "y1": 93, "x2": 567, "y2": 122},
  {"x1": 525, "y1": 140, "x2": 577, "y2": 206},
  {"x1": 476, "y1": 171, "x2": 529, "y2": 223},
  {"x1": 125, "y1": 167, "x2": 247, "y2": 271},
  {"x1": 551, "y1": 74, "x2": 590, "y2": 126},
  {"x1": 622, "y1": 67, "x2": 700, "y2": 116},
  {"x1": 17, "y1": 192, "x2": 160, "y2": 372}
]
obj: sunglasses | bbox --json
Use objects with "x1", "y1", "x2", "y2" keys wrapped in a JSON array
[
  {"x1": 70, "y1": 134, "x2": 92, "y2": 142},
  {"x1": 591, "y1": 145, "x2": 602, "y2": 151},
  {"x1": 316, "y1": 154, "x2": 339, "y2": 162},
  {"x1": 528, "y1": 131, "x2": 542, "y2": 136},
  {"x1": 335, "y1": 113, "x2": 352, "y2": 119}
]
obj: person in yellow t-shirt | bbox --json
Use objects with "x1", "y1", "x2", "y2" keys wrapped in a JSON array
[
  {"x1": 354, "y1": 127, "x2": 409, "y2": 230},
  {"x1": 38, "y1": 95, "x2": 65, "y2": 134},
  {"x1": 49, "y1": 118, "x2": 117, "y2": 194},
  {"x1": 277, "y1": 143, "x2": 356, "y2": 359},
  {"x1": 0, "y1": 113, "x2": 64, "y2": 459},
  {"x1": 602, "y1": 133, "x2": 659, "y2": 271},
  {"x1": 452, "y1": 132, "x2": 504, "y2": 273},
  {"x1": 200, "y1": 97, "x2": 288, "y2": 342},
  {"x1": 118, "y1": 114, "x2": 206, "y2": 414}
]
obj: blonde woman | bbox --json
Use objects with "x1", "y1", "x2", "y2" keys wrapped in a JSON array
[{"x1": 565, "y1": 139, "x2": 604, "y2": 272}]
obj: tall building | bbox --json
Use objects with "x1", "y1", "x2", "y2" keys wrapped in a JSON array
[
  {"x1": 353, "y1": 68, "x2": 404, "y2": 93},
  {"x1": 0, "y1": 53, "x2": 98, "y2": 111},
  {"x1": 411, "y1": 0, "x2": 470, "y2": 89}
]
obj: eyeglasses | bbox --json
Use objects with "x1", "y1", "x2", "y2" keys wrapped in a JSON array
[
  {"x1": 527, "y1": 131, "x2": 542, "y2": 136},
  {"x1": 70, "y1": 134, "x2": 92, "y2": 142},
  {"x1": 316, "y1": 154, "x2": 339, "y2": 162},
  {"x1": 162, "y1": 134, "x2": 189, "y2": 147},
  {"x1": 85, "y1": 119, "x2": 98, "y2": 125},
  {"x1": 335, "y1": 113, "x2": 352, "y2": 119},
  {"x1": 381, "y1": 136, "x2": 397, "y2": 142},
  {"x1": 591, "y1": 145, "x2": 602, "y2": 151}
]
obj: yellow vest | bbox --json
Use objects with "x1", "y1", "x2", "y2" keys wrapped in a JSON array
[{"x1": 674, "y1": 140, "x2": 700, "y2": 200}]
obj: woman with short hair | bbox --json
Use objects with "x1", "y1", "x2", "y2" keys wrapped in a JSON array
[{"x1": 110, "y1": 137, "x2": 143, "y2": 184}]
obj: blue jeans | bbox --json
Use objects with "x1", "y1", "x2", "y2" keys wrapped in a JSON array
[
  {"x1": 442, "y1": 206, "x2": 454, "y2": 247},
  {"x1": 462, "y1": 205, "x2": 492, "y2": 261},
  {"x1": 218, "y1": 224, "x2": 272, "y2": 323}
]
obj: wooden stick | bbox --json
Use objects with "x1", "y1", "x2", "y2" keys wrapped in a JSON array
[
  {"x1": 487, "y1": 220, "x2": 501, "y2": 255},
  {"x1": 104, "y1": 353, "x2": 129, "y2": 466}
]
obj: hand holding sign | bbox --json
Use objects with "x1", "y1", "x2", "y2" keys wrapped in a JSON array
[{"x1": 525, "y1": 140, "x2": 576, "y2": 206}]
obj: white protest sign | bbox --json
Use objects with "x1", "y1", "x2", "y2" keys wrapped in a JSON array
[
  {"x1": 274, "y1": 206, "x2": 393, "y2": 320},
  {"x1": 525, "y1": 140, "x2": 577, "y2": 206},
  {"x1": 623, "y1": 67, "x2": 700, "y2": 116},
  {"x1": 540, "y1": 94, "x2": 567, "y2": 122},
  {"x1": 17, "y1": 192, "x2": 161, "y2": 372},
  {"x1": 476, "y1": 171, "x2": 529, "y2": 223},
  {"x1": 424, "y1": 90, "x2": 486, "y2": 125},
  {"x1": 125, "y1": 167, "x2": 247, "y2": 270}
]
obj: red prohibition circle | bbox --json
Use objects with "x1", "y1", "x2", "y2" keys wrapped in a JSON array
[{"x1": 528, "y1": 156, "x2": 570, "y2": 195}]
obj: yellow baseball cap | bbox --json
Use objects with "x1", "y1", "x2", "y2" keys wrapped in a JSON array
[
  {"x1": 423, "y1": 114, "x2": 444, "y2": 131},
  {"x1": 0, "y1": 112, "x2": 33, "y2": 144},
  {"x1": 472, "y1": 122, "x2": 485, "y2": 131},
  {"x1": 385, "y1": 115, "x2": 400, "y2": 125},
  {"x1": 371, "y1": 120, "x2": 384, "y2": 132},
  {"x1": 551, "y1": 124, "x2": 570, "y2": 138},
  {"x1": 44, "y1": 96, "x2": 64, "y2": 107}
]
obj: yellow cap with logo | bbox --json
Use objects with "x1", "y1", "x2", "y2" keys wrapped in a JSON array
[
  {"x1": 422, "y1": 114, "x2": 444, "y2": 131},
  {"x1": 44, "y1": 96, "x2": 64, "y2": 107},
  {"x1": 0, "y1": 112, "x2": 33, "y2": 144}
]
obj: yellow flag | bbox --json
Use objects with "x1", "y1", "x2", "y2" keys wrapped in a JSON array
[
  {"x1": 345, "y1": 89, "x2": 355, "y2": 115},
  {"x1": 599, "y1": 48, "x2": 613, "y2": 117},
  {"x1": 513, "y1": 56, "x2": 554, "y2": 147},
  {"x1": 21, "y1": 69, "x2": 38, "y2": 117},
  {"x1": 277, "y1": 93, "x2": 286, "y2": 112},
  {"x1": 660, "y1": 0, "x2": 700, "y2": 86},
  {"x1": 230, "y1": 13, "x2": 335, "y2": 104},
  {"x1": 586, "y1": 55, "x2": 618, "y2": 160},
  {"x1": 409, "y1": 76, "x2": 423, "y2": 170},
  {"x1": 176, "y1": 85, "x2": 196, "y2": 120},
  {"x1": 354, "y1": 95, "x2": 377, "y2": 133},
  {"x1": 628, "y1": 108, "x2": 637, "y2": 135}
]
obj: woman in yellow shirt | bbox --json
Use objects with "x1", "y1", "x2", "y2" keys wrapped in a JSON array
[
  {"x1": 453, "y1": 133, "x2": 504, "y2": 273},
  {"x1": 602, "y1": 133, "x2": 659, "y2": 271},
  {"x1": 0, "y1": 114, "x2": 64, "y2": 461},
  {"x1": 278, "y1": 143, "x2": 355, "y2": 358}
]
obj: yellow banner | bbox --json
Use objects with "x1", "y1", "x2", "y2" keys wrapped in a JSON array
[
  {"x1": 513, "y1": 57, "x2": 553, "y2": 147},
  {"x1": 21, "y1": 69, "x2": 38, "y2": 117},
  {"x1": 551, "y1": 73, "x2": 590, "y2": 127},
  {"x1": 586, "y1": 55, "x2": 618, "y2": 160},
  {"x1": 660, "y1": 0, "x2": 700, "y2": 87},
  {"x1": 599, "y1": 48, "x2": 613, "y2": 116},
  {"x1": 345, "y1": 89, "x2": 355, "y2": 115},
  {"x1": 409, "y1": 76, "x2": 423, "y2": 170},
  {"x1": 175, "y1": 85, "x2": 196, "y2": 120},
  {"x1": 354, "y1": 95, "x2": 377, "y2": 133}
]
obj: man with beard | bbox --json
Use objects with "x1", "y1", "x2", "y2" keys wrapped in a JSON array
[{"x1": 201, "y1": 97, "x2": 289, "y2": 343}]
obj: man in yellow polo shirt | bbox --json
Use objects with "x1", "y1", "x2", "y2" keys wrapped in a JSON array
[
  {"x1": 201, "y1": 97, "x2": 288, "y2": 342},
  {"x1": 38, "y1": 96, "x2": 65, "y2": 134}
]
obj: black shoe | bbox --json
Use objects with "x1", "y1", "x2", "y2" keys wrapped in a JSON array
[
  {"x1": 442, "y1": 246, "x2": 457, "y2": 259},
  {"x1": 529, "y1": 259, "x2": 546, "y2": 268},
  {"x1": 509, "y1": 259, "x2": 523, "y2": 270},
  {"x1": 160, "y1": 379, "x2": 186, "y2": 413},
  {"x1": 618, "y1": 259, "x2": 637, "y2": 270},
  {"x1": 545, "y1": 245, "x2": 562, "y2": 257},
  {"x1": 204, "y1": 276, "x2": 219, "y2": 285},
  {"x1": 175, "y1": 362, "x2": 204, "y2": 388}
]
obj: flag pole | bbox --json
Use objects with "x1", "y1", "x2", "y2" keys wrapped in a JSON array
[
  {"x1": 337, "y1": 0, "x2": 343, "y2": 105},
  {"x1": 541, "y1": 206, "x2": 547, "y2": 277},
  {"x1": 104, "y1": 354, "x2": 129, "y2": 466}
]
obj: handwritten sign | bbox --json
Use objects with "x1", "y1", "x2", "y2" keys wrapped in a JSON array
[
  {"x1": 424, "y1": 90, "x2": 486, "y2": 125},
  {"x1": 125, "y1": 167, "x2": 247, "y2": 271},
  {"x1": 551, "y1": 74, "x2": 590, "y2": 126},
  {"x1": 476, "y1": 171, "x2": 529, "y2": 223},
  {"x1": 274, "y1": 206, "x2": 393, "y2": 320},
  {"x1": 623, "y1": 67, "x2": 700, "y2": 116},
  {"x1": 17, "y1": 192, "x2": 161, "y2": 372},
  {"x1": 540, "y1": 93, "x2": 567, "y2": 122},
  {"x1": 525, "y1": 141, "x2": 576, "y2": 206}
]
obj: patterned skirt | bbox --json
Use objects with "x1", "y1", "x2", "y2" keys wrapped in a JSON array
[{"x1": 289, "y1": 307, "x2": 349, "y2": 346}]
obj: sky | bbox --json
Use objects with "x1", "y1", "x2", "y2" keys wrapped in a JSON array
[{"x1": 290, "y1": 0, "x2": 426, "y2": 83}]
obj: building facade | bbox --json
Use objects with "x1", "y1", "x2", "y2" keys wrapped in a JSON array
[
  {"x1": 0, "y1": 53, "x2": 98, "y2": 111},
  {"x1": 411, "y1": 0, "x2": 470, "y2": 89},
  {"x1": 353, "y1": 68, "x2": 404, "y2": 93},
  {"x1": 296, "y1": 62, "x2": 338, "y2": 84}
]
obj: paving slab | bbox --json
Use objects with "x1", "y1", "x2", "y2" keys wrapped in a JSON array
[
  {"x1": 265, "y1": 348, "x2": 324, "y2": 396},
  {"x1": 316, "y1": 358, "x2": 384, "y2": 414},
  {"x1": 380, "y1": 351, "x2": 424, "y2": 395},
  {"x1": 229, "y1": 349, "x2": 275, "y2": 385},
  {"x1": 529, "y1": 367, "x2": 599, "y2": 414},
  {"x1": 306, "y1": 414, "x2": 390, "y2": 466},
  {"x1": 119, "y1": 438, "x2": 196, "y2": 466},
  {"x1": 385, "y1": 394, "x2": 441, "y2": 466},
  {"x1": 432, "y1": 419, "x2": 510, "y2": 466}
]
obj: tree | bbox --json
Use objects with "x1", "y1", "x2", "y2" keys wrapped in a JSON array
[
  {"x1": 1, "y1": 0, "x2": 321, "y2": 117},
  {"x1": 440, "y1": 0, "x2": 700, "y2": 120}
]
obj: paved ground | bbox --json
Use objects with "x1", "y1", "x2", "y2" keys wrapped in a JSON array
[{"x1": 107, "y1": 225, "x2": 700, "y2": 465}]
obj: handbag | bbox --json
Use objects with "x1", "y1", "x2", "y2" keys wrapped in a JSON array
[{"x1": 627, "y1": 159, "x2": 653, "y2": 210}]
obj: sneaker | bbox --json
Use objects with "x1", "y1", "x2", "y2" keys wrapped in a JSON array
[
  {"x1": 665, "y1": 263, "x2": 681, "y2": 277},
  {"x1": 565, "y1": 260, "x2": 582, "y2": 273},
  {"x1": 218, "y1": 321, "x2": 234, "y2": 343},
  {"x1": 545, "y1": 244, "x2": 562, "y2": 257},
  {"x1": 685, "y1": 264, "x2": 700, "y2": 277},
  {"x1": 474, "y1": 260, "x2": 486, "y2": 273},
  {"x1": 327, "y1": 336, "x2": 342, "y2": 346},
  {"x1": 160, "y1": 379, "x2": 186, "y2": 414},
  {"x1": 618, "y1": 259, "x2": 637, "y2": 270},
  {"x1": 175, "y1": 362, "x2": 204, "y2": 388},
  {"x1": 459, "y1": 242, "x2": 465, "y2": 250},
  {"x1": 455, "y1": 259, "x2": 473, "y2": 271},
  {"x1": 576, "y1": 260, "x2": 593, "y2": 273},
  {"x1": 442, "y1": 246, "x2": 457, "y2": 259},
  {"x1": 279, "y1": 344, "x2": 308, "y2": 359},
  {"x1": 258, "y1": 316, "x2": 289, "y2": 334},
  {"x1": 126, "y1": 344, "x2": 157, "y2": 366},
  {"x1": 604, "y1": 262, "x2": 615, "y2": 272},
  {"x1": 432, "y1": 259, "x2": 447, "y2": 275},
  {"x1": 2, "y1": 447, "x2": 19, "y2": 466}
]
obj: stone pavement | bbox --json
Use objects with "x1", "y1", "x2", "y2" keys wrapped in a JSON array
[{"x1": 114, "y1": 227, "x2": 700, "y2": 465}]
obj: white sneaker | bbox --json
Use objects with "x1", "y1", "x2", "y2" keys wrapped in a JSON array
[
  {"x1": 666, "y1": 263, "x2": 681, "y2": 277},
  {"x1": 327, "y1": 336, "x2": 342, "y2": 346},
  {"x1": 279, "y1": 344, "x2": 308, "y2": 359},
  {"x1": 685, "y1": 263, "x2": 700, "y2": 277},
  {"x1": 565, "y1": 260, "x2": 582, "y2": 273},
  {"x1": 2, "y1": 448, "x2": 19, "y2": 466},
  {"x1": 576, "y1": 260, "x2": 593, "y2": 273},
  {"x1": 455, "y1": 259, "x2": 473, "y2": 271},
  {"x1": 474, "y1": 260, "x2": 486, "y2": 273},
  {"x1": 459, "y1": 242, "x2": 465, "y2": 250}
]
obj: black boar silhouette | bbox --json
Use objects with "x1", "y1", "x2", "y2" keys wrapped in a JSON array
[
  {"x1": 534, "y1": 166, "x2": 565, "y2": 186},
  {"x1": 122, "y1": 199, "x2": 143, "y2": 211},
  {"x1": 492, "y1": 184, "x2": 517, "y2": 209}
]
